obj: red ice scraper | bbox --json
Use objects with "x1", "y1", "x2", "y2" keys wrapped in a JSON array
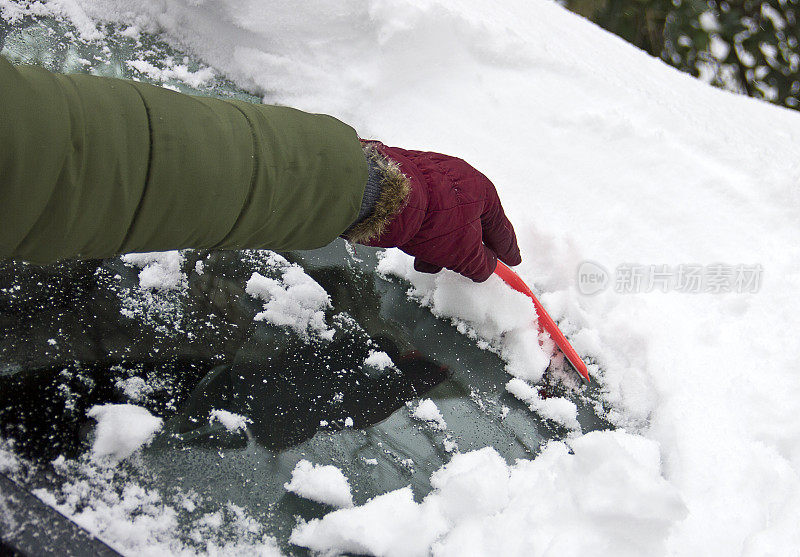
[{"x1": 494, "y1": 261, "x2": 590, "y2": 383}]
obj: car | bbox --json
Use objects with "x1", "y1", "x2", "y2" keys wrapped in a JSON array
[{"x1": 0, "y1": 15, "x2": 604, "y2": 556}]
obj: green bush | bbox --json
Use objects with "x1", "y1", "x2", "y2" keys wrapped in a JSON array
[{"x1": 565, "y1": 0, "x2": 800, "y2": 109}]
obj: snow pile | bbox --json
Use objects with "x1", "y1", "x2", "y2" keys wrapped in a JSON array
[
  {"x1": 379, "y1": 253, "x2": 552, "y2": 382},
  {"x1": 364, "y1": 350, "x2": 394, "y2": 370},
  {"x1": 209, "y1": 409, "x2": 251, "y2": 432},
  {"x1": 87, "y1": 404, "x2": 163, "y2": 462},
  {"x1": 246, "y1": 266, "x2": 334, "y2": 341},
  {"x1": 410, "y1": 399, "x2": 447, "y2": 430},
  {"x1": 505, "y1": 378, "x2": 580, "y2": 430},
  {"x1": 292, "y1": 487, "x2": 446, "y2": 557},
  {"x1": 292, "y1": 432, "x2": 686, "y2": 556},
  {"x1": 284, "y1": 460, "x2": 354, "y2": 508},
  {"x1": 121, "y1": 251, "x2": 186, "y2": 291}
]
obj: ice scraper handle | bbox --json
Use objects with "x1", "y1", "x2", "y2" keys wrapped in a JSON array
[{"x1": 494, "y1": 261, "x2": 591, "y2": 383}]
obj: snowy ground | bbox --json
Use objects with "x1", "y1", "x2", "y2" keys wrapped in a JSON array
[{"x1": 3, "y1": 0, "x2": 800, "y2": 555}]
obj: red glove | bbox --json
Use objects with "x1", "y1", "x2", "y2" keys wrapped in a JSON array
[{"x1": 350, "y1": 142, "x2": 521, "y2": 282}]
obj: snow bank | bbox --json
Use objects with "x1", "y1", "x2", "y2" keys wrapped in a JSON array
[
  {"x1": 505, "y1": 378, "x2": 580, "y2": 430},
  {"x1": 410, "y1": 399, "x2": 447, "y2": 430},
  {"x1": 209, "y1": 409, "x2": 251, "y2": 432},
  {"x1": 284, "y1": 460, "x2": 354, "y2": 508},
  {"x1": 87, "y1": 404, "x2": 163, "y2": 462},
  {"x1": 292, "y1": 432, "x2": 686, "y2": 556},
  {"x1": 246, "y1": 265, "x2": 334, "y2": 341}
]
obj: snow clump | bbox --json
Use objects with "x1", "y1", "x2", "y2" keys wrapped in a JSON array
[
  {"x1": 246, "y1": 265, "x2": 334, "y2": 341},
  {"x1": 411, "y1": 399, "x2": 447, "y2": 430},
  {"x1": 87, "y1": 404, "x2": 163, "y2": 462},
  {"x1": 506, "y1": 378, "x2": 580, "y2": 430},
  {"x1": 121, "y1": 251, "x2": 185, "y2": 291},
  {"x1": 284, "y1": 460, "x2": 354, "y2": 508},
  {"x1": 364, "y1": 350, "x2": 394, "y2": 370},
  {"x1": 209, "y1": 409, "x2": 251, "y2": 432}
]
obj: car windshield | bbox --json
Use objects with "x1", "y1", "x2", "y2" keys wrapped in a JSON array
[{"x1": 0, "y1": 14, "x2": 608, "y2": 556}]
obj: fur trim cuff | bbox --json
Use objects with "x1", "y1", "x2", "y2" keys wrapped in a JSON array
[{"x1": 343, "y1": 144, "x2": 411, "y2": 244}]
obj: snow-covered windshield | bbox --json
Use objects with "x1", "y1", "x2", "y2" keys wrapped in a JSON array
[
  {"x1": 9, "y1": 0, "x2": 799, "y2": 554},
  {"x1": 0, "y1": 238, "x2": 605, "y2": 554}
]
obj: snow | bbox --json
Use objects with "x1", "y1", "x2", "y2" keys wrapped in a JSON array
[
  {"x1": 292, "y1": 434, "x2": 686, "y2": 556},
  {"x1": 127, "y1": 58, "x2": 214, "y2": 88},
  {"x1": 410, "y1": 399, "x2": 447, "y2": 430},
  {"x1": 209, "y1": 409, "x2": 251, "y2": 432},
  {"x1": 0, "y1": 441, "x2": 20, "y2": 474},
  {"x1": 121, "y1": 251, "x2": 186, "y2": 291},
  {"x1": 291, "y1": 486, "x2": 447, "y2": 557},
  {"x1": 115, "y1": 376, "x2": 153, "y2": 402},
  {"x1": 5, "y1": 0, "x2": 800, "y2": 553},
  {"x1": 505, "y1": 378, "x2": 580, "y2": 430},
  {"x1": 31, "y1": 455, "x2": 283, "y2": 556},
  {"x1": 246, "y1": 266, "x2": 334, "y2": 341},
  {"x1": 86, "y1": 404, "x2": 163, "y2": 462},
  {"x1": 379, "y1": 253, "x2": 551, "y2": 382},
  {"x1": 284, "y1": 460, "x2": 354, "y2": 509},
  {"x1": 364, "y1": 350, "x2": 394, "y2": 370}
]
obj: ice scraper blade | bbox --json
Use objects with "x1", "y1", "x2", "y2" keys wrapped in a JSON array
[{"x1": 494, "y1": 261, "x2": 591, "y2": 383}]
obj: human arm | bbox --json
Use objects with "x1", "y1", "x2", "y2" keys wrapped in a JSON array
[{"x1": 0, "y1": 55, "x2": 367, "y2": 264}]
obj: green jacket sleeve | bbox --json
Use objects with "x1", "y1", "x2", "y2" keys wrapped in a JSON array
[{"x1": 0, "y1": 55, "x2": 367, "y2": 264}]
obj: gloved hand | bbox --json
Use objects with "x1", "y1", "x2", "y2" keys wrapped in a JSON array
[{"x1": 346, "y1": 141, "x2": 521, "y2": 282}]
